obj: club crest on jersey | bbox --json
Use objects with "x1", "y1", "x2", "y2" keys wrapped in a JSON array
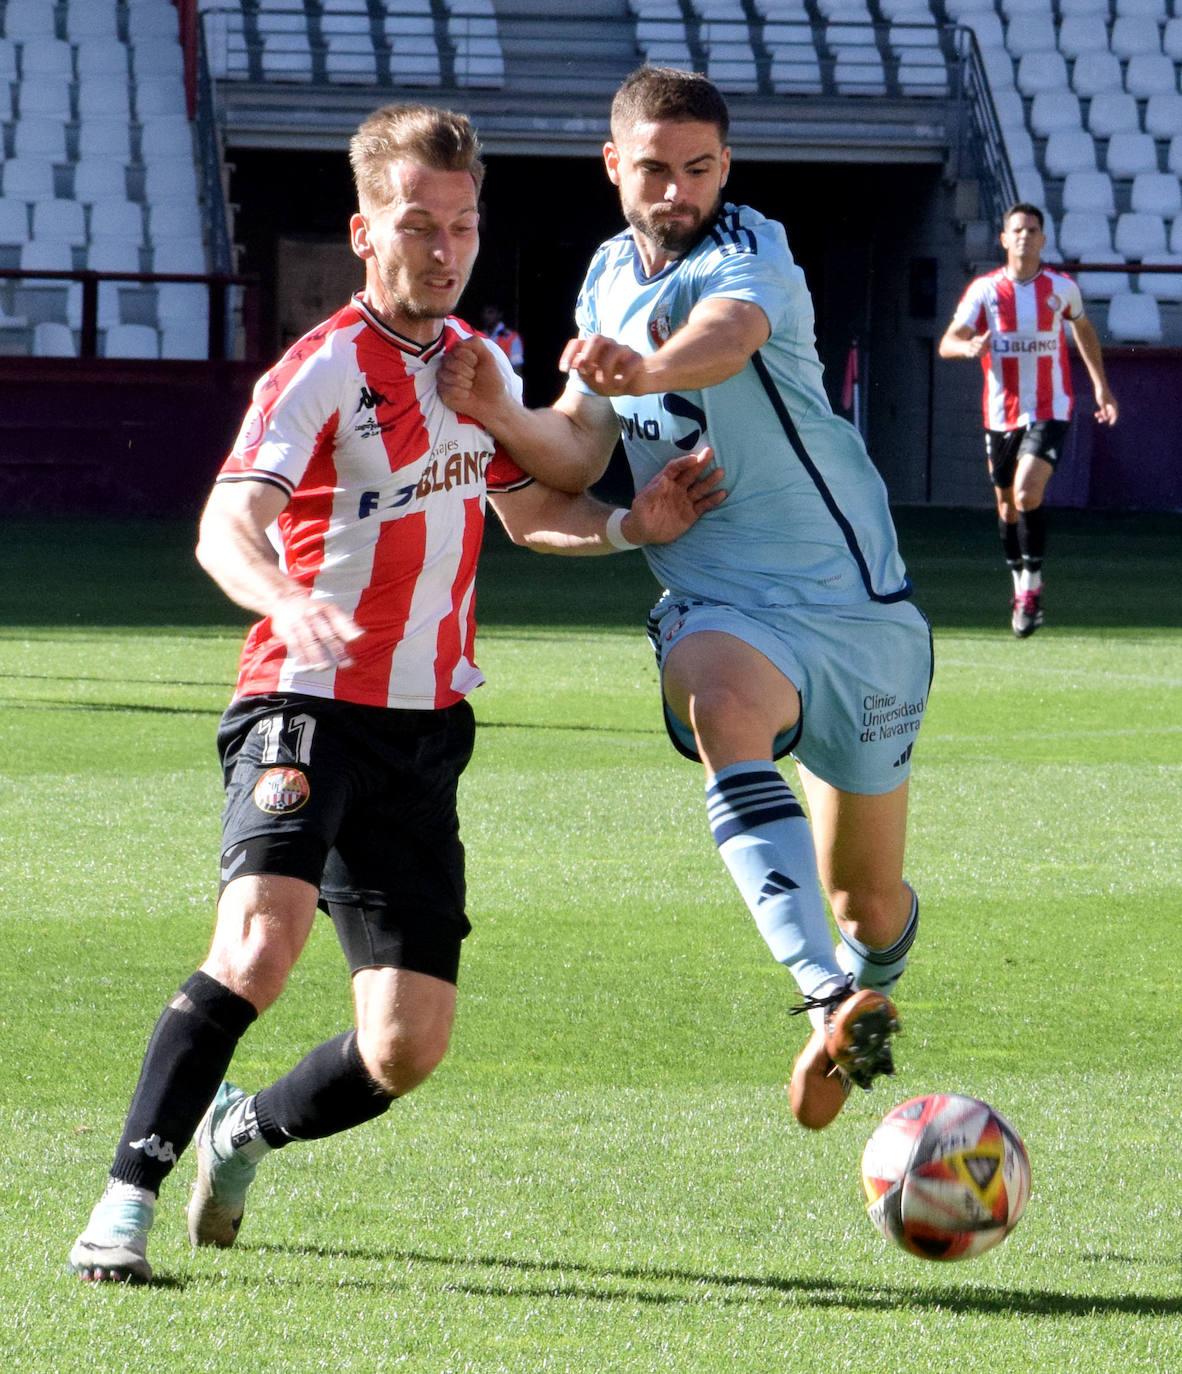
[
  {"x1": 253, "y1": 767, "x2": 310, "y2": 815},
  {"x1": 1045, "y1": 293, "x2": 1062, "y2": 313},
  {"x1": 236, "y1": 405, "x2": 266, "y2": 453},
  {"x1": 649, "y1": 305, "x2": 673, "y2": 347}
]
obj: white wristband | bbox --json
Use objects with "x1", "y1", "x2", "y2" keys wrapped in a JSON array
[{"x1": 605, "y1": 507, "x2": 641, "y2": 551}]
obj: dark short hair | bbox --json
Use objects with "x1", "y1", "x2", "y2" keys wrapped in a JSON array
[
  {"x1": 610, "y1": 66, "x2": 730, "y2": 144},
  {"x1": 1003, "y1": 202, "x2": 1045, "y2": 230},
  {"x1": 349, "y1": 103, "x2": 484, "y2": 211}
]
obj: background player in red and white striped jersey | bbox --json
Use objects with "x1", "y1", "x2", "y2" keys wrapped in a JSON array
[
  {"x1": 940, "y1": 203, "x2": 1117, "y2": 637},
  {"x1": 69, "y1": 102, "x2": 723, "y2": 1285}
]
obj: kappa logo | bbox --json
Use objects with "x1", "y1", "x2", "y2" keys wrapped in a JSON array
[
  {"x1": 758, "y1": 870, "x2": 799, "y2": 902},
  {"x1": 129, "y1": 1133, "x2": 178, "y2": 1165},
  {"x1": 253, "y1": 766, "x2": 311, "y2": 815},
  {"x1": 359, "y1": 385, "x2": 389, "y2": 410}
]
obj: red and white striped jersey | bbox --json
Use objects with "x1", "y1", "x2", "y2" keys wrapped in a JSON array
[
  {"x1": 217, "y1": 294, "x2": 530, "y2": 711},
  {"x1": 951, "y1": 266, "x2": 1085, "y2": 431}
]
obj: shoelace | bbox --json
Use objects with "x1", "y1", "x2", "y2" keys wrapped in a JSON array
[{"x1": 788, "y1": 972, "x2": 854, "y2": 1018}]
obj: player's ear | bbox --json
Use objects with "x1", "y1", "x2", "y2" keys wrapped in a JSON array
[
  {"x1": 720, "y1": 145, "x2": 732, "y2": 188},
  {"x1": 350, "y1": 212, "x2": 372, "y2": 261},
  {"x1": 603, "y1": 142, "x2": 621, "y2": 186}
]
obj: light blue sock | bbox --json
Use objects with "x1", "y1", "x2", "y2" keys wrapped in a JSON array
[
  {"x1": 835, "y1": 887, "x2": 919, "y2": 995},
  {"x1": 706, "y1": 762, "x2": 843, "y2": 1003}
]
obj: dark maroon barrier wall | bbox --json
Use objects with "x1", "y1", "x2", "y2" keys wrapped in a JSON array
[
  {"x1": 0, "y1": 359, "x2": 259, "y2": 519},
  {"x1": 1051, "y1": 352, "x2": 1182, "y2": 511}
]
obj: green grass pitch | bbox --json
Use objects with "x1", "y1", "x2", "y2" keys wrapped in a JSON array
[{"x1": 0, "y1": 509, "x2": 1179, "y2": 1373}]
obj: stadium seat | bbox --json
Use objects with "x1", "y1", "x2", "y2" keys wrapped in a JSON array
[
  {"x1": 17, "y1": 79, "x2": 73, "y2": 121},
  {"x1": 76, "y1": 39, "x2": 130, "y2": 79},
  {"x1": 32, "y1": 199, "x2": 87, "y2": 247},
  {"x1": 1136, "y1": 252, "x2": 1182, "y2": 300},
  {"x1": 383, "y1": 18, "x2": 443, "y2": 88},
  {"x1": 766, "y1": 31, "x2": 823, "y2": 93},
  {"x1": 140, "y1": 117, "x2": 195, "y2": 164},
  {"x1": 90, "y1": 200, "x2": 146, "y2": 247},
  {"x1": 1106, "y1": 290, "x2": 1163, "y2": 341},
  {"x1": 324, "y1": 20, "x2": 379, "y2": 85},
  {"x1": 1014, "y1": 167, "x2": 1046, "y2": 205},
  {"x1": 103, "y1": 323, "x2": 160, "y2": 358},
  {"x1": 992, "y1": 87, "x2": 1026, "y2": 129},
  {"x1": 1016, "y1": 50, "x2": 1069, "y2": 96},
  {"x1": 1110, "y1": 17, "x2": 1164, "y2": 60},
  {"x1": 0, "y1": 199, "x2": 30, "y2": 246},
  {"x1": 1062, "y1": 170, "x2": 1116, "y2": 217},
  {"x1": 1087, "y1": 91, "x2": 1141, "y2": 138},
  {"x1": 1072, "y1": 51, "x2": 1124, "y2": 98},
  {"x1": 78, "y1": 118, "x2": 133, "y2": 162},
  {"x1": 1059, "y1": 209, "x2": 1114, "y2": 259},
  {"x1": 151, "y1": 238, "x2": 207, "y2": 274},
  {"x1": 1131, "y1": 170, "x2": 1182, "y2": 217},
  {"x1": 1115, "y1": 0, "x2": 1167, "y2": 17},
  {"x1": 1057, "y1": 15, "x2": 1110, "y2": 59},
  {"x1": 199, "y1": 9, "x2": 250, "y2": 80},
  {"x1": 149, "y1": 201, "x2": 203, "y2": 243},
  {"x1": 1143, "y1": 91, "x2": 1182, "y2": 138},
  {"x1": 1058, "y1": 0, "x2": 1111, "y2": 13},
  {"x1": 1044, "y1": 129, "x2": 1099, "y2": 176},
  {"x1": 17, "y1": 38, "x2": 73, "y2": 78},
  {"x1": 77, "y1": 78, "x2": 133, "y2": 120},
  {"x1": 87, "y1": 239, "x2": 142, "y2": 274},
  {"x1": 160, "y1": 323, "x2": 210, "y2": 360},
  {"x1": 260, "y1": 22, "x2": 315, "y2": 82},
  {"x1": 144, "y1": 161, "x2": 200, "y2": 207},
  {"x1": 32, "y1": 321, "x2": 77, "y2": 356},
  {"x1": 12, "y1": 116, "x2": 69, "y2": 162},
  {"x1": 1, "y1": 158, "x2": 57, "y2": 202},
  {"x1": 1004, "y1": 126, "x2": 1037, "y2": 171},
  {"x1": 1124, "y1": 53, "x2": 1178, "y2": 98},
  {"x1": 1163, "y1": 17, "x2": 1182, "y2": 61},
  {"x1": 1006, "y1": 16, "x2": 1056, "y2": 57},
  {"x1": 67, "y1": 0, "x2": 121, "y2": 40},
  {"x1": 137, "y1": 78, "x2": 188, "y2": 118},
  {"x1": 2, "y1": 0, "x2": 58, "y2": 38},
  {"x1": 125, "y1": 0, "x2": 180, "y2": 39},
  {"x1": 1167, "y1": 134, "x2": 1182, "y2": 176},
  {"x1": 1075, "y1": 257, "x2": 1131, "y2": 297},
  {"x1": 1000, "y1": 0, "x2": 1048, "y2": 15},
  {"x1": 1029, "y1": 90, "x2": 1084, "y2": 137},
  {"x1": 448, "y1": 9, "x2": 505, "y2": 88},
  {"x1": 1105, "y1": 131, "x2": 1159, "y2": 178},
  {"x1": 1114, "y1": 210, "x2": 1168, "y2": 258}
]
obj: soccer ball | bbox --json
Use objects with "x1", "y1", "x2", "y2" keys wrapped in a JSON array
[{"x1": 860, "y1": 1093, "x2": 1031, "y2": 1261}]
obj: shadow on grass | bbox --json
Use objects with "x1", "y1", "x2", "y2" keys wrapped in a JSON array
[
  {"x1": 4, "y1": 510, "x2": 1181, "y2": 633},
  {"x1": 203, "y1": 1241, "x2": 1182, "y2": 1318}
]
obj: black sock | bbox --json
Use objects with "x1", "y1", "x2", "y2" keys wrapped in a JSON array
[
  {"x1": 1017, "y1": 506, "x2": 1046, "y2": 572},
  {"x1": 253, "y1": 1031, "x2": 393, "y2": 1148},
  {"x1": 110, "y1": 971, "x2": 258, "y2": 1193},
  {"x1": 999, "y1": 517, "x2": 1021, "y2": 575}
]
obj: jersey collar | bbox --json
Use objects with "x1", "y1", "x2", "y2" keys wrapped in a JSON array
[{"x1": 352, "y1": 292, "x2": 448, "y2": 360}]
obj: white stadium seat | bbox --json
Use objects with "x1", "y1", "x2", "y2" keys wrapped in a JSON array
[
  {"x1": 1061, "y1": 170, "x2": 1116, "y2": 217},
  {"x1": 1131, "y1": 171, "x2": 1182, "y2": 217},
  {"x1": 103, "y1": 323, "x2": 160, "y2": 358},
  {"x1": 1029, "y1": 90, "x2": 1083, "y2": 137},
  {"x1": 1087, "y1": 91, "x2": 1141, "y2": 138},
  {"x1": 1016, "y1": 50, "x2": 1068, "y2": 96},
  {"x1": 1106, "y1": 291, "x2": 1163, "y2": 342},
  {"x1": 1114, "y1": 210, "x2": 1168, "y2": 258},
  {"x1": 1071, "y1": 51, "x2": 1124, "y2": 97},
  {"x1": 1143, "y1": 91, "x2": 1182, "y2": 138},
  {"x1": 1137, "y1": 252, "x2": 1182, "y2": 300},
  {"x1": 1057, "y1": 15, "x2": 1110, "y2": 59},
  {"x1": 1110, "y1": 17, "x2": 1163, "y2": 60},
  {"x1": 1106, "y1": 132, "x2": 1159, "y2": 178},
  {"x1": 1043, "y1": 128, "x2": 1099, "y2": 176},
  {"x1": 1059, "y1": 209, "x2": 1114, "y2": 259}
]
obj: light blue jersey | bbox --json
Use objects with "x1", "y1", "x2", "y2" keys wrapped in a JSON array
[{"x1": 573, "y1": 203, "x2": 911, "y2": 608}]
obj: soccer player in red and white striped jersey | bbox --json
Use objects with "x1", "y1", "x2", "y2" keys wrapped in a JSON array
[
  {"x1": 940, "y1": 203, "x2": 1117, "y2": 636},
  {"x1": 69, "y1": 103, "x2": 724, "y2": 1284}
]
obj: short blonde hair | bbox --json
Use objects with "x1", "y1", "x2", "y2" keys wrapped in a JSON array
[{"x1": 349, "y1": 104, "x2": 485, "y2": 211}]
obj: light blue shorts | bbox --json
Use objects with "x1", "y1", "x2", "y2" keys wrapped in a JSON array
[{"x1": 645, "y1": 593, "x2": 933, "y2": 795}]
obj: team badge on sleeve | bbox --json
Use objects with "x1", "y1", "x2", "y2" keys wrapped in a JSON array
[{"x1": 253, "y1": 767, "x2": 311, "y2": 814}]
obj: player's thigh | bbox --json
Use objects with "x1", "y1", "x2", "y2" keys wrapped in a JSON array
[
  {"x1": 1012, "y1": 452, "x2": 1054, "y2": 507},
  {"x1": 796, "y1": 768, "x2": 910, "y2": 924},
  {"x1": 204, "y1": 873, "x2": 320, "y2": 1009},
  {"x1": 662, "y1": 628, "x2": 800, "y2": 768}
]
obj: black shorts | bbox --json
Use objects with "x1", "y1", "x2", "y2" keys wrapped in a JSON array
[
  {"x1": 217, "y1": 693, "x2": 476, "y2": 983},
  {"x1": 985, "y1": 419, "x2": 1070, "y2": 489}
]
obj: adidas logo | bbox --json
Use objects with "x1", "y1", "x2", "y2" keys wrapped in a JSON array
[
  {"x1": 893, "y1": 743, "x2": 914, "y2": 768},
  {"x1": 758, "y1": 870, "x2": 798, "y2": 902}
]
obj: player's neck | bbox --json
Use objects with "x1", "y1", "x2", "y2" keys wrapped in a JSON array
[{"x1": 1006, "y1": 257, "x2": 1042, "y2": 284}]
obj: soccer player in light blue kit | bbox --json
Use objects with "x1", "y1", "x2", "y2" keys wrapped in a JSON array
[{"x1": 439, "y1": 67, "x2": 932, "y2": 1128}]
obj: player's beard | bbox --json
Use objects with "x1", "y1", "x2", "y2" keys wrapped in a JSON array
[
  {"x1": 376, "y1": 258, "x2": 472, "y2": 325},
  {"x1": 626, "y1": 195, "x2": 720, "y2": 258}
]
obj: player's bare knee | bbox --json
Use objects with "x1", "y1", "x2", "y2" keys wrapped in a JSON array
[
  {"x1": 831, "y1": 885, "x2": 910, "y2": 949},
  {"x1": 358, "y1": 1022, "x2": 450, "y2": 1096}
]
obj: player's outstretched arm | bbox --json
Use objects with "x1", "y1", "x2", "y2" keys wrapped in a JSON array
[
  {"x1": 438, "y1": 336, "x2": 618, "y2": 493},
  {"x1": 561, "y1": 297, "x2": 769, "y2": 398},
  {"x1": 196, "y1": 480, "x2": 363, "y2": 669},
  {"x1": 488, "y1": 447, "x2": 725, "y2": 556}
]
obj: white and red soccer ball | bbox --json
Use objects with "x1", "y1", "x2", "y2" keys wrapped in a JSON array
[{"x1": 861, "y1": 1093, "x2": 1031, "y2": 1261}]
